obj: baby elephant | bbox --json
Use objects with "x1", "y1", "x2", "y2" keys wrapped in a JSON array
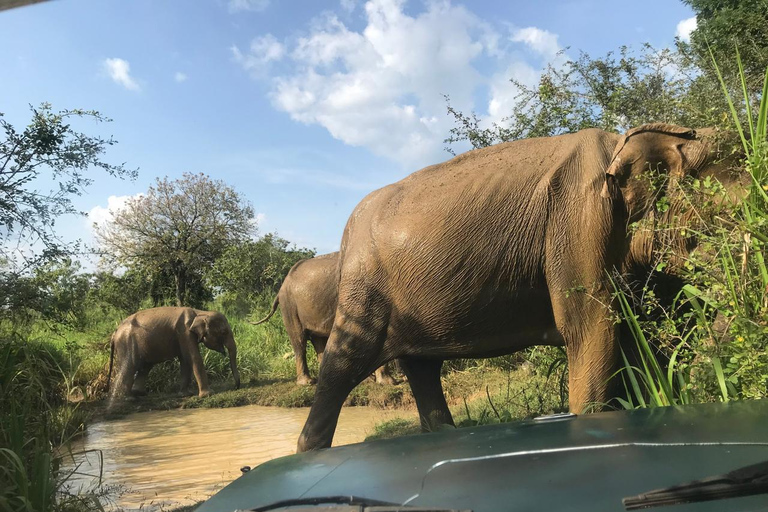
[{"x1": 107, "y1": 307, "x2": 240, "y2": 402}]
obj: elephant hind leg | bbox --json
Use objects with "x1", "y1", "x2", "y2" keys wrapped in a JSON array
[
  {"x1": 107, "y1": 341, "x2": 136, "y2": 408},
  {"x1": 132, "y1": 362, "x2": 153, "y2": 396},
  {"x1": 399, "y1": 358, "x2": 453, "y2": 431},
  {"x1": 284, "y1": 313, "x2": 314, "y2": 386}
]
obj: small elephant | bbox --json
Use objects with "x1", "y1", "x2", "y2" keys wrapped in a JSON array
[
  {"x1": 297, "y1": 124, "x2": 736, "y2": 452},
  {"x1": 252, "y1": 252, "x2": 396, "y2": 386},
  {"x1": 107, "y1": 307, "x2": 240, "y2": 402}
]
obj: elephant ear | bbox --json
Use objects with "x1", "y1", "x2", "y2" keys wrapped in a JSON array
[
  {"x1": 190, "y1": 315, "x2": 209, "y2": 342},
  {"x1": 605, "y1": 123, "x2": 698, "y2": 182}
]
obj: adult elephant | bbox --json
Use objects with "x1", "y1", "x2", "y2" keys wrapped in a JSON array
[
  {"x1": 251, "y1": 252, "x2": 397, "y2": 386},
  {"x1": 297, "y1": 124, "x2": 730, "y2": 452},
  {"x1": 107, "y1": 307, "x2": 240, "y2": 402}
]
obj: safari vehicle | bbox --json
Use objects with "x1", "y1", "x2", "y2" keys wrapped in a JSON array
[{"x1": 197, "y1": 399, "x2": 768, "y2": 512}]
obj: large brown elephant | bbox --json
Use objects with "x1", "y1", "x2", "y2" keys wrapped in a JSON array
[
  {"x1": 297, "y1": 123, "x2": 730, "y2": 452},
  {"x1": 251, "y1": 252, "x2": 396, "y2": 386},
  {"x1": 107, "y1": 307, "x2": 240, "y2": 403}
]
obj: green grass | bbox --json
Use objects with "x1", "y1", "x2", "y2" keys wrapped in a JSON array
[{"x1": 610, "y1": 55, "x2": 768, "y2": 410}]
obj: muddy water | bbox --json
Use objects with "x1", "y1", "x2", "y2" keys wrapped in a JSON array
[{"x1": 63, "y1": 405, "x2": 407, "y2": 510}]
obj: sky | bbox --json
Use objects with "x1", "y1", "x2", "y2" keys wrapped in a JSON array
[{"x1": 0, "y1": 0, "x2": 697, "y2": 264}]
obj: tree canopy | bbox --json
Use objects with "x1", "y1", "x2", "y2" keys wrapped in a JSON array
[
  {"x1": 207, "y1": 233, "x2": 315, "y2": 316},
  {"x1": 95, "y1": 172, "x2": 255, "y2": 306},
  {"x1": 0, "y1": 103, "x2": 135, "y2": 270},
  {"x1": 683, "y1": 0, "x2": 768, "y2": 90}
]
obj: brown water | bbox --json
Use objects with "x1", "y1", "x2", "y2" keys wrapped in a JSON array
[{"x1": 62, "y1": 405, "x2": 407, "y2": 510}]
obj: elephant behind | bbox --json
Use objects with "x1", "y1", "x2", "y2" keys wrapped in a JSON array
[
  {"x1": 108, "y1": 307, "x2": 240, "y2": 404},
  {"x1": 252, "y1": 252, "x2": 396, "y2": 385},
  {"x1": 297, "y1": 124, "x2": 732, "y2": 452}
]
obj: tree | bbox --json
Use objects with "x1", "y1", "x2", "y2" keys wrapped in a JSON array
[
  {"x1": 682, "y1": 0, "x2": 768, "y2": 91},
  {"x1": 444, "y1": 45, "x2": 724, "y2": 152},
  {"x1": 95, "y1": 173, "x2": 255, "y2": 307},
  {"x1": 0, "y1": 103, "x2": 135, "y2": 270},
  {"x1": 207, "y1": 233, "x2": 315, "y2": 316}
]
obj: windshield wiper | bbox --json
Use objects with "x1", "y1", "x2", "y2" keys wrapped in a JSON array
[
  {"x1": 623, "y1": 459, "x2": 768, "y2": 510},
  {"x1": 245, "y1": 495, "x2": 471, "y2": 512}
]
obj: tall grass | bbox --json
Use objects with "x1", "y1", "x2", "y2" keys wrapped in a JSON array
[
  {"x1": 0, "y1": 337, "x2": 102, "y2": 512},
  {"x1": 614, "y1": 54, "x2": 768, "y2": 408}
]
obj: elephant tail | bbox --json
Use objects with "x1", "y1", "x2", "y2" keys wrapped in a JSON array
[
  {"x1": 106, "y1": 334, "x2": 115, "y2": 393},
  {"x1": 249, "y1": 296, "x2": 280, "y2": 325}
]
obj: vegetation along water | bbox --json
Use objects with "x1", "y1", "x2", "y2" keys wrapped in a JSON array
[{"x1": 1, "y1": 0, "x2": 767, "y2": 511}]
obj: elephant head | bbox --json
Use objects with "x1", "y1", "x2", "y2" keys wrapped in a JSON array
[
  {"x1": 191, "y1": 311, "x2": 241, "y2": 389},
  {"x1": 603, "y1": 123, "x2": 740, "y2": 272}
]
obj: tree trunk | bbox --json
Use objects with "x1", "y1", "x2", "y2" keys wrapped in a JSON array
[{"x1": 174, "y1": 265, "x2": 187, "y2": 307}]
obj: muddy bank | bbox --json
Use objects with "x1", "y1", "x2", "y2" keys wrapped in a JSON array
[{"x1": 85, "y1": 377, "x2": 416, "y2": 421}]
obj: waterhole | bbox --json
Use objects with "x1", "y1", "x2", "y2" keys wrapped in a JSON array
[{"x1": 62, "y1": 405, "x2": 407, "y2": 510}]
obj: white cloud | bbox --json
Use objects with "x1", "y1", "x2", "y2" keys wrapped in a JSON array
[
  {"x1": 486, "y1": 62, "x2": 539, "y2": 126},
  {"x1": 233, "y1": 0, "x2": 561, "y2": 168},
  {"x1": 174, "y1": 71, "x2": 188, "y2": 82},
  {"x1": 103, "y1": 58, "x2": 141, "y2": 91},
  {"x1": 228, "y1": 0, "x2": 269, "y2": 13},
  {"x1": 88, "y1": 194, "x2": 143, "y2": 232},
  {"x1": 676, "y1": 16, "x2": 697, "y2": 43},
  {"x1": 340, "y1": 0, "x2": 356, "y2": 12},
  {"x1": 511, "y1": 27, "x2": 561, "y2": 59},
  {"x1": 231, "y1": 34, "x2": 285, "y2": 75}
]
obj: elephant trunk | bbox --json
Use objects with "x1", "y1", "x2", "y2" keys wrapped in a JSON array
[{"x1": 226, "y1": 337, "x2": 241, "y2": 389}]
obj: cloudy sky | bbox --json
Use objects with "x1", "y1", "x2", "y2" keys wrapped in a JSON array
[{"x1": 0, "y1": 0, "x2": 696, "y2": 259}]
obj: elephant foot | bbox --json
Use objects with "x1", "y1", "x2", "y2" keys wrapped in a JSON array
[
  {"x1": 296, "y1": 376, "x2": 317, "y2": 386},
  {"x1": 198, "y1": 389, "x2": 213, "y2": 398}
]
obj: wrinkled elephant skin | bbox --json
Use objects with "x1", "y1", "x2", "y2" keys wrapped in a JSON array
[
  {"x1": 107, "y1": 307, "x2": 240, "y2": 405},
  {"x1": 297, "y1": 124, "x2": 729, "y2": 452},
  {"x1": 253, "y1": 252, "x2": 396, "y2": 385}
]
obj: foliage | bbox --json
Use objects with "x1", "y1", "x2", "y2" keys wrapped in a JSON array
[
  {"x1": 682, "y1": 0, "x2": 768, "y2": 92},
  {"x1": 94, "y1": 173, "x2": 255, "y2": 307},
  {"x1": 445, "y1": 45, "x2": 724, "y2": 152},
  {"x1": 0, "y1": 336, "x2": 100, "y2": 512},
  {"x1": 207, "y1": 233, "x2": 315, "y2": 317},
  {"x1": 612, "y1": 56, "x2": 768, "y2": 409},
  {"x1": 0, "y1": 103, "x2": 135, "y2": 271}
]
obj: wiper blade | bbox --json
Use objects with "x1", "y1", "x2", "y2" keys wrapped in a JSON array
[
  {"x1": 245, "y1": 495, "x2": 470, "y2": 512},
  {"x1": 623, "y1": 459, "x2": 768, "y2": 510}
]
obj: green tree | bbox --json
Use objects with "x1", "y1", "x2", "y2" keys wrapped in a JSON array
[
  {"x1": 207, "y1": 233, "x2": 315, "y2": 316},
  {"x1": 0, "y1": 103, "x2": 135, "y2": 269},
  {"x1": 95, "y1": 173, "x2": 255, "y2": 307},
  {"x1": 682, "y1": 0, "x2": 768, "y2": 91},
  {"x1": 445, "y1": 45, "x2": 721, "y2": 152}
]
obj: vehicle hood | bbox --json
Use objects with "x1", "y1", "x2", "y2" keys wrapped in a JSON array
[{"x1": 198, "y1": 400, "x2": 768, "y2": 512}]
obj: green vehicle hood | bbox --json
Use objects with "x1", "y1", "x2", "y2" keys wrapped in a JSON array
[{"x1": 198, "y1": 400, "x2": 768, "y2": 512}]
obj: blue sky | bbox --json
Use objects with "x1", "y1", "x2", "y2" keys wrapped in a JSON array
[{"x1": 0, "y1": 0, "x2": 696, "y2": 263}]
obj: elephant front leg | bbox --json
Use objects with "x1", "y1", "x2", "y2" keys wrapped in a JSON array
[
  {"x1": 297, "y1": 320, "x2": 386, "y2": 452},
  {"x1": 399, "y1": 358, "x2": 453, "y2": 431},
  {"x1": 551, "y1": 288, "x2": 619, "y2": 414},
  {"x1": 179, "y1": 358, "x2": 193, "y2": 396},
  {"x1": 186, "y1": 345, "x2": 213, "y2": 398}
]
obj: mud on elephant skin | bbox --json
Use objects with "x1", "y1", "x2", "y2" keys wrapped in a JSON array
[
  {"x1": 297, "y1": 124, "x2": 734, "y2": 452},
  {"x1": 251, "y1": 252, "x2": 397, "y2": 386},
  {"x1": 107, "y1": 307, "x2": 240, "y2": 405}
]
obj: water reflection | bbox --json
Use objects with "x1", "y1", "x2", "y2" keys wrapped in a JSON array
[{"x1": 62, "y1": 405, "x2": 406, "y2": 510}]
